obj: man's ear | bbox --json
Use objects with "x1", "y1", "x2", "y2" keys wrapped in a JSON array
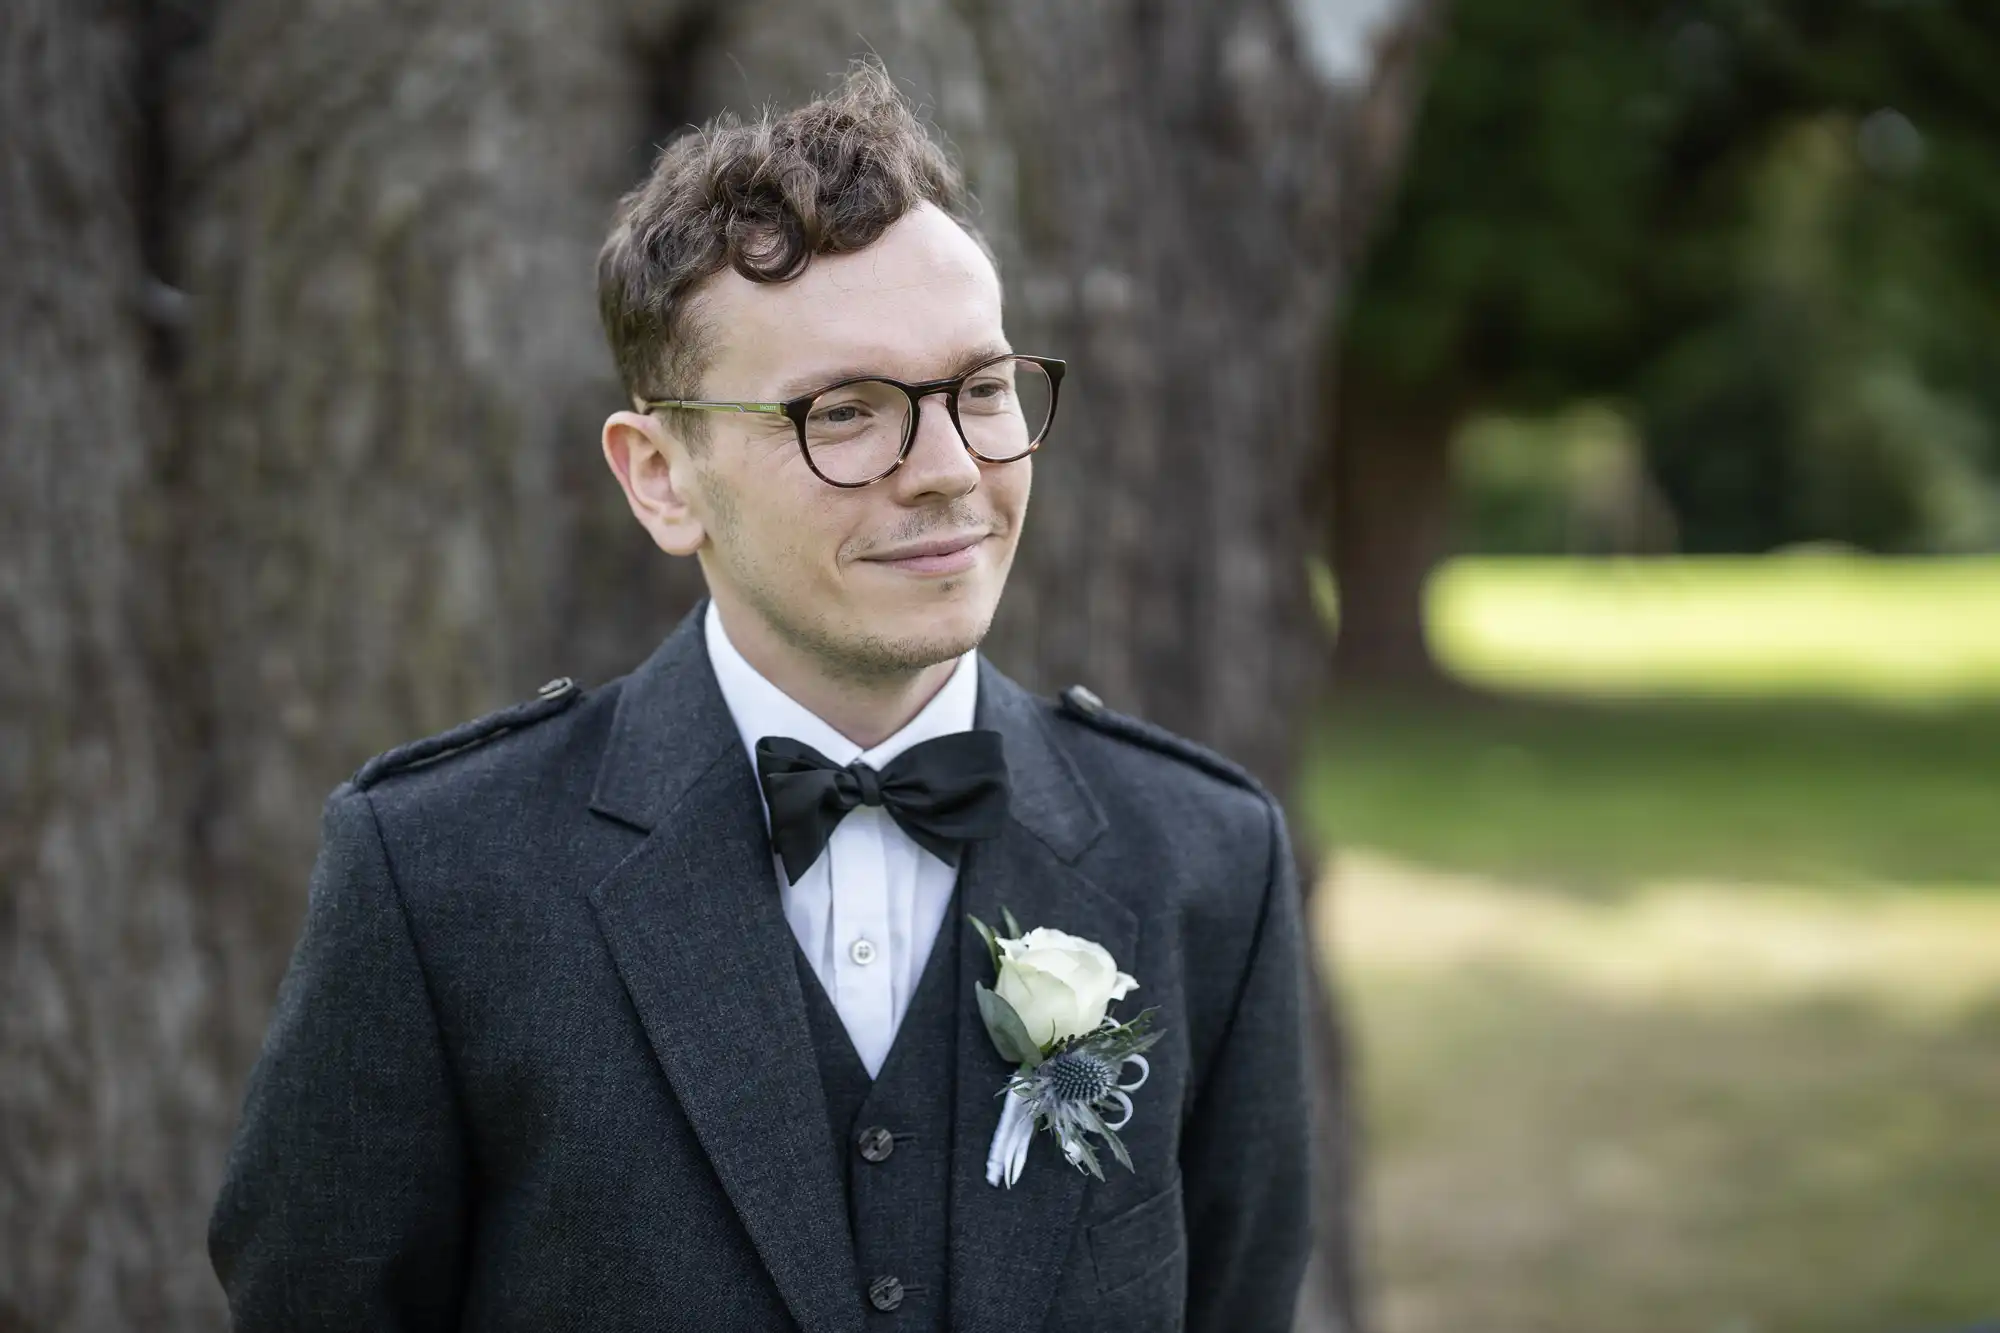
[{"x1": 602, "y1": 410, "x2": 707, "y2": 557}]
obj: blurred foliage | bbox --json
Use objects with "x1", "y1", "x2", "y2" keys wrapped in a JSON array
[
  {"x1": 1346, "y1": 0, "x2": 2000, "y2": 553},
  {"x1": 1448, "y1": 404, "x2": 1675, "y2": 553}
]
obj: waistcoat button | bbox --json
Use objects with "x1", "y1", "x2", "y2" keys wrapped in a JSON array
[
  {"x1": 868, "y1": 1274, "x2": 904, "y2": 1311},
  {"x1": 857, "y1": 1125, "x2": 895, "y2": 1162}
]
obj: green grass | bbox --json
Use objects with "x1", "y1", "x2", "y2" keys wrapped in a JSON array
[
  {"x1": 1327, "y1": 860, "x2": 2000, "y2": 1333},
  {"x1": 1346, "y1": 935, "x2": 2000, "y2": 1333},
  {"x1": 1305, "y1": 555, "x2": 2000, "y2": 1333},
  {"x1": 1304, "y1": 554, "x2": 2000, "y2": 890},
  {"x1": 1302, "y1": 694, "x2": 2000, "y2": 892},
  {"x1": 1429, "y1": 553, "x2": 2000, "y2": 706}
]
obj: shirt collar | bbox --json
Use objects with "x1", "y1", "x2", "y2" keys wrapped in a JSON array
[{"x1": 703, "y1": 599, "x2": 980, "y2": 780}]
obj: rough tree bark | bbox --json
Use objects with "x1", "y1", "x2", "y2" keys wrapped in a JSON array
[
  {"x1": 1, "y1": 1, "x2": 221, "y2": 1325},
  {"x1": 2, "y1": 0, "x2": 1432, "y2": 1325}
]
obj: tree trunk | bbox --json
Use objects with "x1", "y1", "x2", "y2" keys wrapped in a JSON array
[
  {"x1": 1311, "y1": 0, "x2": 1457, "y2": 694},
  {"x1": 2, "y1": 0, "x2": 1433, "y2": 1325},
  {"x1": 1328, "y1": 377, "x2": 1458, "y2": 689},
  {"x1": 0, "y1": 1, "x2": 223, "y2": 1325}
]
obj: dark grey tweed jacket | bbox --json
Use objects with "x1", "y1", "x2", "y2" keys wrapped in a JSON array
[{"x1": 208, "y1": 602, "x2": 1312, "y2": 1333}]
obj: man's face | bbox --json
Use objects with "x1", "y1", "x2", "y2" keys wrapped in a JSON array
[{"x1": 665, "y1": 203, "x2": 1031, "y2": 679}]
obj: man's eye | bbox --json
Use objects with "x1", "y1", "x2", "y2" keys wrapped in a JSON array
[{"x1": 812, "y1": 402, "x2": 870, "y2": 425}]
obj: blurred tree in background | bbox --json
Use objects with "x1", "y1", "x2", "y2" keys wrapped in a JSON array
[{"x1": 1330, "y1": 0, "x2": 2000, "y2": 684}]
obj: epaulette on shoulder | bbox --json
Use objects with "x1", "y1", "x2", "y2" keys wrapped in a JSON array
[
  {"x1": 351, "y1": 675, "x2": 582, "y2": 791},
  {"x1": 1053, "y1": 684, "x2": 1269, "y2": 799}
]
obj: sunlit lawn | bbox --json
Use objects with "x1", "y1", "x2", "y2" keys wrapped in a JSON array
[
  {"x1": 1431, "y1": 553, "x2": 2000, "y2": 707},
  {"x1": 1305, "y1": 555, "x2": 2000, "y2": 1333}
]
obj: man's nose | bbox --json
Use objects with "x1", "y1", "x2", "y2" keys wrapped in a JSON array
[{"x1": 892, "y1": 389, "x2": 983, "y2": 499}]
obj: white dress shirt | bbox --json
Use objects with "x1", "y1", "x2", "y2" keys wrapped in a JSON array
[{"x1": 704, "y1": 600, "x2": 979, "y2": 1079}]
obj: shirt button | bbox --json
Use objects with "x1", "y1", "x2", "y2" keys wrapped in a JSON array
[
  {"x1": 867, "y1": 1275, "x2": 904, "y2": 1311},
  {"x1": 857, "y1": 1125, "x2": 895, "y2": 1163},
  {"x1": 849, "y1": 937, "x2": 877, "y2": 965}
]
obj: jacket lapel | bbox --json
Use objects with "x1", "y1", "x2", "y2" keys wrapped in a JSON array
[
  {"x1": 948, "y1": 662, "x2": 1129, "y2": 1333},
  {"x1": 585, "y1": 606, "x2": 864, "y2": 1333}
]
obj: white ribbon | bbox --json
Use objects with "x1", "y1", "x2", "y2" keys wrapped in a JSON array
[{"x1": 984, "y1": 1088, "x2": 1036, "y2": 1188}]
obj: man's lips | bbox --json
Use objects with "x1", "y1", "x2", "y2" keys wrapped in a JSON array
[{"x1": 861, "y1": 532, "x2": 989, "y2": 574}]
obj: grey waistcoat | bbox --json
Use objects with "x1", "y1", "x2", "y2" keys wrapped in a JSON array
[{"x1": 790, "y1": 875, "x2": 963, "y2": 1331}]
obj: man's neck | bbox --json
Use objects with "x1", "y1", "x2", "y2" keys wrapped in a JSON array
[{"x1": 708, "y1": 598, "x2": 963, "y2": 751}]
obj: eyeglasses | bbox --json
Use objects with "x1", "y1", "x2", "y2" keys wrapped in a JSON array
[{"x1": 641, "y1": 352, "x2": 1065, "y2": 488}]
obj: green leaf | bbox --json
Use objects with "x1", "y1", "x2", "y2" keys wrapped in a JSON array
[
  {"x1": 976, "y1": 980, "x2": 1044, "y2": 1066},
  {"x1": 1000, "y1": 904, "x2": 1023, "y2": 939},
  {"x1": 966, "y1": 912, "x2": 1002, "y2": 975}
]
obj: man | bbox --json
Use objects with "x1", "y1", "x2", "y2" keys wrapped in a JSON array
[{"x1": 209, "y1": 62, "x2": 1311, "y2": 1333}]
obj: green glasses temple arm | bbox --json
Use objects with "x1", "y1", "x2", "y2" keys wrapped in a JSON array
[{"x1": 639, "y1": 399, "x2": 787, "y2": 414}]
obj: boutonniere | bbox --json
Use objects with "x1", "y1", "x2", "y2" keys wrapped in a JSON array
[{"x1": 968, "y1": 907, "x2": 1163, "y2": 1188}]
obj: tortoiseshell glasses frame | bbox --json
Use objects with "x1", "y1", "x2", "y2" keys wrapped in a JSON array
[{"x1": 640, "y1": 352, "x2": 1065, "y2": 488}]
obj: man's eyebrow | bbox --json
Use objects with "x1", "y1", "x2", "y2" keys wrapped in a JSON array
[{"x1": 769, "y1": 342, "x2": 1015, "y2": 401}]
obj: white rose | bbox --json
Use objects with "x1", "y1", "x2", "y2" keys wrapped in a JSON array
[{"x1": 993, "y1": 926, "x2": 1139, "y2": 1049}]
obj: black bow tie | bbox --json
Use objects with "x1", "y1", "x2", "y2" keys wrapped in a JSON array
[{"x1": 753, "y1": 731, "x2": 1011, "y2": 883}]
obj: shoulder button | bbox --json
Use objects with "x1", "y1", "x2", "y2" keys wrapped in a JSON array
[
  {"x1": 351, "y1": 676, "x2": 583, "y2": 790},
  {"x1": 1054, "y1": 687, "x2": 1266, "y2": 798},
  {"x1": 1060, "y1": 684, "x2": 1105, "y2": 717}
]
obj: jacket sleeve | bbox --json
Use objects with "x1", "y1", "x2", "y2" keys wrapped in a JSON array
[
  {"x1": 208, "y1": 783, "x2": 468, "y2": 1331},
  {"x1": 1179, "y1": 793, "x2": 1314, "y2": 1333}
]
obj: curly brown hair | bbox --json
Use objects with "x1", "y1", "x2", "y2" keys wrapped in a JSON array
[{"x1": 596, "y1": 60, "x2": 989, "y2": 442}]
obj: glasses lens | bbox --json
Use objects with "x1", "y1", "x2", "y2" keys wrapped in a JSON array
[
  {"x1": 803, "y1": 380, "x2": 912, "y2": 484},
  {"x1": 957, "y1": 357, "x2": 1054, "y2": 462}
]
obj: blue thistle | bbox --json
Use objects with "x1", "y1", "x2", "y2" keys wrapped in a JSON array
[
  {"x1": 1042, "y1": 1050, "x2": 1116, "y2": 1104},
  {"x1": 998, "y1": 1008, "x2": 1164, "y2": 1182}
]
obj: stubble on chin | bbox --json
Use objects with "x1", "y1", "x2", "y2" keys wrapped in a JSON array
[{"x1": 780, "y1": 589, "x2": 992, "y2": 687}]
